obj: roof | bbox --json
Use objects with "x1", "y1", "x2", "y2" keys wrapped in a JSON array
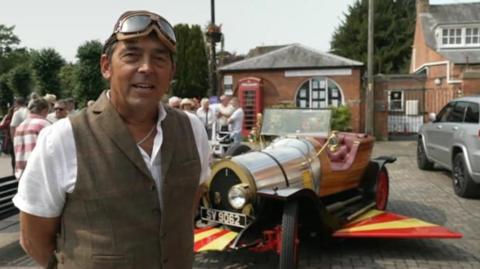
[
  {"x1": 219, "y1": 44, "x2": 363, "y2": 72},
  {"x1": 420, "y1": 3, "x2": 480, "y2": 64}
]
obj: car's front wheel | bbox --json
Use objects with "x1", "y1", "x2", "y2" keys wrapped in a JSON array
[
  {"x1": 417, "y1": 138, "x2": 434, "y2": 170},
  {"x1": 279, "y1": 200, "x2": 299, "y2": 269},
  {"x1": 452, "y1": 152, "x2": 480, "y2": 198}
]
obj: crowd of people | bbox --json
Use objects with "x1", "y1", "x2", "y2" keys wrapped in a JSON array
[
  {"x1": 167, "y1": 94, "x2": 244, "y2": 141},
  {"x1": 0, "y1": 92, "x2": 245, "y2": 181},
  {"x1": 0, "y1": 94, "x2": 85, "y2": 178}
]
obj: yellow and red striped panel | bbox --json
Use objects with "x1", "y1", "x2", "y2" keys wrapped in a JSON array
[
  {"x1": 333, "y1": 209, "x2": 462, "y2": 239},
  {"x1": 194, "y1": 227, "x2": 238, "y2": 252}
]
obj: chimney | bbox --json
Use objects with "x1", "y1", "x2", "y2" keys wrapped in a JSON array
[{"x1": 416, "y1": 0, "x2": 429, "y2": 14}]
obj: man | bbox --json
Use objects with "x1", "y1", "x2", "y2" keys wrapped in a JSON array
[
  {"x1": 167, "y1": 96, "x2": 181, "y2": 108},
  {"x1": 196, "y1": 97, "x2": 215, "y2": 138},
  {"x1": 13, "y1": 10, "x2": 210, "y2": 269},
  {"x1": 215, "y1": 94, "x2": 234, "y2": 131},
  {"x1": 13, "y1": 98, "x2": 51, "y2": 179},
  {"x1": 46, "y1": 99, "x2": 69, "y2": 123},
  {"x1": 10, "y1": 97, "x2": 28, "y2": 141},
  {"x1": 227, "y1": 97, "x2": 244, "y2": 144},
  {"x1": 180, "y1": 98, "x2": 195, "y2": 113}
]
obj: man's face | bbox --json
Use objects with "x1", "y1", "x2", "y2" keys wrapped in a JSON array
[
  {"x1": 221, "y1": 96, "x2": 230, "y2": 106},
  {"x1": 202, "y1": 101, "x2": 210, "y2": 109},
  {"x1": 100, "y1": 35, "x2": 175, "y2": 113},
  {"x1": 54, "y1": 103, "x2": 68, "y2": 119}
]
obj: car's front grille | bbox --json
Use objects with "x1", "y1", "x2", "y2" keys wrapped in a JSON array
[{"x1": 209, "y1": 168, "x2": 242, "y2": 212}]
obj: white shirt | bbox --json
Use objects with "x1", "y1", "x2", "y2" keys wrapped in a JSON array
[
  {"x1": 229, "y1": 108, "x2": 244, "y2": 134},
  {"x1": 196, "y1": 107, "x2": 215, "y2": 129},
  {"x1": 13, "y1": 103, "x2": 211, "y2": 218},
  {"x1": 10, "y1": 107, "x2": 29, "y2": 128}
]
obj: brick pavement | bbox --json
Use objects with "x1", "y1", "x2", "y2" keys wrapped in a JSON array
[{"x1": 1, "y1": 142, "x2": 479, "y2": 268}]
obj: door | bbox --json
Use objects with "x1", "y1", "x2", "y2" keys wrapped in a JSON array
[
  {"x1": 425, "y1": 102, "x2": 454, "y2": 164},
  {"x1": 428, "y1": 101, "x2": 467, "y2": 167},
  {"x1": 238, "y1": 77, "x2": 263, "y2": 137}
]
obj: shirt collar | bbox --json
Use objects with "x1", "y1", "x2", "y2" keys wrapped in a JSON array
[{"x1": 106, "y1": 89, "x2": 167, "y2": 126}]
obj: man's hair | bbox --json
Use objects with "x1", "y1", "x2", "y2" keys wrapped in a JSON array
[
  {"x1": 55, "y1": 99, "x2": 68, "y2": 108},
  {"x1": 201, "y1": 98, "x2": 209, "y2": 106},
  {"x1": 14, "y1": 97, "x2": 26, "y2": 106},
  {"x1": 28, "y1": 98, "x2": 49, "y2": 114}
]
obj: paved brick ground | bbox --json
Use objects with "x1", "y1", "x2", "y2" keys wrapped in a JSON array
[{"x1": 1, "y1": 142, "x2": 479, "y2": 269}]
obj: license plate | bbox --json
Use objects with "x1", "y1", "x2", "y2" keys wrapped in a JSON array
[{"x1": 201, "y1": 207, "x2": 248, "y2": 228}]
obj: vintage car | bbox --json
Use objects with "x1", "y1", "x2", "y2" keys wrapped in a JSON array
[{"x1": 195, "y1": 109, "x2": 461, "y2": 269}]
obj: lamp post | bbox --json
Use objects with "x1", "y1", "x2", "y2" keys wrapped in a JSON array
[
  {"x1": 366, "y1": 0, "x2": 375, "y2": 135},
  {"x1": 207, "y1": 0, "x2": 221, "y2": 97}
]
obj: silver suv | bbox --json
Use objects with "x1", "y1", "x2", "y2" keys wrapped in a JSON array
[{"x1": 417, "y1": 96, "x2": 480, "y2": 198}]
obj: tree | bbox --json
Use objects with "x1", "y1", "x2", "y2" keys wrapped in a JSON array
[
  {"x1": 0, "y1": 75, "x2": 14, "y2": 113},
  {"x1": 73, "y1": 40, "x2": 106, "y2": 107},
  {"x1": 330, "y1": 0, "x2": 415, "y2": 74},
  {"x1": 31, "y1": 48, "x2": 66, "y2": 97},
  {"x1": 172, "y1": 24, "x2": 209, "y2": 98},
  {"x1": 59, "y1": 63, "x2": 78, "y2": 98},
  {"x1": 6, "y1": 64, "x2": 33, "y2": 99},
  {"x1": 0, "y1": 25, "x2": 20, "y2": 56}
]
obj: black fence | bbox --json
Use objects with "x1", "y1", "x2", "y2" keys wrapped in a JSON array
[{"x1": 0, "y1": 176, "x2": 18, "y2": 220}]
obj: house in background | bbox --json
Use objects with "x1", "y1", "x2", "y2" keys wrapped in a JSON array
[
  {"x1": 374, "y1": 0, "x2": 480, "y2": 140},
  {"x1": 219, "y1": 44, "x2": 364, "y2": 135},
  {"x1": 411, "y1": 0, "x2": 480, "y2": 112}
]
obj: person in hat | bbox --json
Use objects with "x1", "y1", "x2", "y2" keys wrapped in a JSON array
[
  {"x1": 14, "y1": 10, "x2": 210, "y2": 269},
  {"x1": 180, "y1": 98, "x2": 195, "y2": 113}
]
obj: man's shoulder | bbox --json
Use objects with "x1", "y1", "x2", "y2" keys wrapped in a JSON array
[{"x1": 40, "y1": 118, "x2": 73, "y2": 139}]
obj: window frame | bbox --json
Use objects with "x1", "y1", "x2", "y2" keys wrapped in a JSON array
[
  {"x1": 295, "y1": 77, "x2": 344, "y2": 109},
  {"x1": 440, "y1": 26, "x2": 480, "y2": 48},
  {"x1": 388, "y1": 90, "x2": 404, "y2": 112}
]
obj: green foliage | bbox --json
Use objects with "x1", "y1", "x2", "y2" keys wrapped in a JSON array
[
  {"x1": 0, "y1": 25, "x2": 20, "y2": 55},
  {"x1": 172, "y1": 24, "x2": 209, "y2": 98},
  {"x1": 6, "y1": 65, "x2": 33, "y2": 99},
  {"x1": 73, "y1": 40, "x2": 106, "y2": 107},
  {"x1": 58, "y1": 63, "x2": 78, "y2": 98},
  {"x1": 0, "y1": 75, "x2": 13, "y2": 112},
  {"x1": 0, "y1": 48, "x2": 31, "y2": 75},
  {"x1": 31, "y1": 48, "x2": 65, "y2": 97},
  {"x1": 330, "y1": 0, "x2": 415, "y2": 74},
  {"x1": 330, "y1": 105, "x2": 352, "y2": 131}
]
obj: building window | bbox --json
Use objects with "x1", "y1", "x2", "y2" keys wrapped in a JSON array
[
  {"x1": 466, "y1": 27, "x2": 480, "y2": 45},
  {"x1": 388, "y1": 90, "x2": 403, "y2": 111},
  {"x1": 295, "y1": 78, "x2": 343, "y2": 109},
  {"x1": 441, "y1": 26, "x2": 480, "y2": 47}
]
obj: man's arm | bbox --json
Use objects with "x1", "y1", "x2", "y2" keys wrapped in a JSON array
[{"x1": 19, "y1": 211, "x2": 60, "y2": 267}]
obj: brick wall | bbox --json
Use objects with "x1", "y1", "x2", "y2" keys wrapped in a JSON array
[{"x1": 220, "y1": 67, "x2": 364, "y2": 132}]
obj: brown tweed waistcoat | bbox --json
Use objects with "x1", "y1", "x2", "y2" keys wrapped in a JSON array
[{"x1": 54, "y1": 92, "x2": 201, "y2": 269}]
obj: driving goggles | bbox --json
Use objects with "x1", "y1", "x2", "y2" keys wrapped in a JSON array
[{"x1": 112, "y1": 12, "x2": 176, "y2": 53}]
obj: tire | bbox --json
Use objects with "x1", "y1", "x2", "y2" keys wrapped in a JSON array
[
  {"x1": 452, "y1": 152, "x2": 480, "y2": 198},
  {"x1": 279, "y1": 200, "x2": 299, "y2": 269},
  {"x1": 417, "y1": 139, "x2": 434, "y2": 170},
  {"x1": 225, "y1": 143, "x2": 251, "y2": 157},
  {"x1": 375, "y1": 168, "x2": 389, "y2": 210}
]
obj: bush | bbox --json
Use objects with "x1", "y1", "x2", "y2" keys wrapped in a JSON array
[{"x1": 330, "y1": 105, "x2": 352, "y2": 131}]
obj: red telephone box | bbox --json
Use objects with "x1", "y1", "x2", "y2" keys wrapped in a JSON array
[{"x1": 238, "y1": 77, "x2": 263, "y2": 137}]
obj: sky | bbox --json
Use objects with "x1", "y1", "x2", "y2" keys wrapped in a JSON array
[{"x1": 1, "y1": 0, "x2": 478, "y2": 63}]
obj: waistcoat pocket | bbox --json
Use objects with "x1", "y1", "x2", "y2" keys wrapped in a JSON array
[{"x1": 91, "y1": 254, "x2": 132, "y2": 269}]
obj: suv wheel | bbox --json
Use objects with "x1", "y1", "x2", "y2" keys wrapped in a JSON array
[
  {"x1": 452, "y1": 152, "x2": 480, "y2": 198},
  {"x1": 417, "y1": 139, "x2": 434, "y2": 170}
]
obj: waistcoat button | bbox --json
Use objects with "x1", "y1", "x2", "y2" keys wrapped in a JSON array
[{"x1": 150, "y1": 184, "x2": 156, "y2": 191}]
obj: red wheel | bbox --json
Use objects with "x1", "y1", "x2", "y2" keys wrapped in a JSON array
[{"x1": 375, "y1": 168, "x2": 389, "y2": 210}]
